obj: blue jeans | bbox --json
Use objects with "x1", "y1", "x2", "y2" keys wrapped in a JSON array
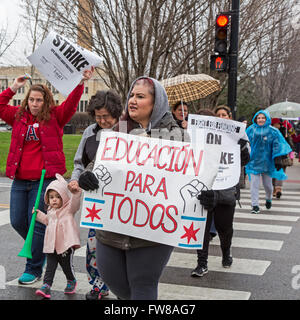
[{"x1": 10, "y1": 178, "x2": 54, "y2": 277}]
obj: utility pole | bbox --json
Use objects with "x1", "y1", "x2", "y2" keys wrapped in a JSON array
[{"x1": 227, "y1": 0, "x2": 240, "y2": 120}]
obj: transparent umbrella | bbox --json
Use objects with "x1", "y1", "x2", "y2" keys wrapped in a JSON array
[{"x1": 266, "y1": 100, "x2": 300, "y2": 119}]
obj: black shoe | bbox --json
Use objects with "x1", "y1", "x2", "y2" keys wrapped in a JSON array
[
  {"x1": 222, "y1": 255, "x2": 233, "y2": 268},
  {"x1": 191, "y1": 265, "x2": 208, "y2": 277},
  {"x1": 276, "y1": 191, "x2": 281, "y2": 199},
  {"x1": 265, "y1": 200, "x2": 272, "y2": 209},
  {"x1": 251, "y1": 206, "x2": 260, "y2": 214},
  {"x1": 85, "y1": 288, "x2": 109, "y2": 300},
  {"x1": 86, "y1": 289, "x2": 100, "y2": 300}
]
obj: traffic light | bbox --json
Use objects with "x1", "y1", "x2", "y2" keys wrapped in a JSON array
[
  {"x1": 210, "y1": 54, "x2": 227, "y2": 72},
  {"x1": 210, "y1": 13, "x2": 229, "y2": 72},
  {"x1": 214, "y1": 14, "x2": 229, "y2": 54}
]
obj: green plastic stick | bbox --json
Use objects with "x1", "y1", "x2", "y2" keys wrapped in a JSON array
[{"x1": 18, "y1": 169, "x2": 46, "y2": 258}]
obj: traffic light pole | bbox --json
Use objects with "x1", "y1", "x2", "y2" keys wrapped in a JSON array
[{"x1": 227, "y1": 0, "x2": 240, "y2": 120}]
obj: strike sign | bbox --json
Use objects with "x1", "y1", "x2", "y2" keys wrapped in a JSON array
[{"x1": 27, "y1": 31, "x2": 101, "y2": 96}]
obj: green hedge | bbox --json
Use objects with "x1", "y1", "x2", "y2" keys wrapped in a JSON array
[{"x1": 0, "y1": 132, "x2": 82, "y2": 179}]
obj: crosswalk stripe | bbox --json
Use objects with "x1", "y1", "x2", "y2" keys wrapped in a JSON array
[
  {"x1": 0, "y1": 210, "x2": 10, "y2": 227},
  {"x1": 167, "y1": 252, "x2": 270, "y2": 276},
  {"x1": 233, "y1": 222, "x2": 291, "y2": 234},
  {"x1": 0, "y1": 183, "x2": 12, "y2": 188},
  {"x1": 158, "y1": 283, "x2": 251, "y2": 300},
  {"x1": 75, "y1": 232, "x2": 284, "y2": 258},
  {"x1": 241, "y1": 190, "x2": 300, "y2": 195},
  {"x1": 7, "y1": 270, "x2": 251, "y2": 300},
  {"x1": 234, "y1": 212, "x2": 299, "y2": 222},
  {"x1": 211, "y1": 237, "x2": 283, "y2": 251},
  {"x1": 237, "y1": 205, "x2": 300, "y2": 213},
  {"x1": 75, "y1": 247, "x2": 270, "y2": 276},
  {"x1": 240, "y1": 200, "x2": 300, "y2": 206},
  {"x1": 241, "y1": 195, "x2": 299, "y2": 201}
]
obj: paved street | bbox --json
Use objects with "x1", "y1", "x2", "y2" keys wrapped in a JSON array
[{"x1": 0, "y1": 162, "x2": 300, "y2": 300}]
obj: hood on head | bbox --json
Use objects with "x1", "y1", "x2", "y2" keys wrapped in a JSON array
[
  {"x1": 251, "y1": 109, "x2": 271, "y2": 127},
  {"x1": 44, "y1": 173, "x2": 70, "y2": 207},
  {"x1": 124, "y1": 76, "x2": 169, "y2": 130}
]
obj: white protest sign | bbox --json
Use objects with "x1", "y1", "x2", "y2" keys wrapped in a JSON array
[
  {"x1": 187, "y1": 115, "x2": 246, "y2": 190},
  {"x1": 80, "y1": 131, "x2": 222, "y2": 249},
  {"x1": 27, "y1": 31, "x2": 101, "y2": 96}
]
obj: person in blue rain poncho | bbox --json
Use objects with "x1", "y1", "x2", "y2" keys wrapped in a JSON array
[{"x1": 246, "y1": 109, "x2": 292, "y2": 214}]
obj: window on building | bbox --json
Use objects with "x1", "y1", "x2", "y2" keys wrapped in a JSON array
[
  {"x1": 13, "y1": 99, "x2": 21, "y2": 106},
  {"x1": 1, "y1": 79, "x2": 8, "y2": 91},
  {"x1": 78, "y1": 100, "x2": 88, "y2": 112}
]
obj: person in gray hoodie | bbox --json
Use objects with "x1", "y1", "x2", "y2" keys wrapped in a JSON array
[
  {"x1": 78, "y1": 76, "x2": 186, "y2": 300},
  {"x1": 68, "y1": 90, "x2": 123, "y2": 300}
]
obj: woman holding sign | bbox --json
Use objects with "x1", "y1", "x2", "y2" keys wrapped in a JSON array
[
  {"x1": 79, "y1": 76, "x2": 185, "y2": 300},
  {"x1": 68, "y1": 90, "x2": 123, "y2": 300},
  {"x1": 0, "y1": 68, "x2": 93, "y2": 284},
  {"x1": 192, "y1": 107, "x2": 250, "y2": 277}
]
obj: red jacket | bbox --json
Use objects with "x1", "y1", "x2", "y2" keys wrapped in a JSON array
[{"x1": 0, "y1": 84, "x2": 84, "y2": 179}]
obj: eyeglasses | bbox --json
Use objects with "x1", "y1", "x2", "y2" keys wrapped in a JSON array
[{"x1": 95, "y1": 114, "x2": 113, "y2": 121}]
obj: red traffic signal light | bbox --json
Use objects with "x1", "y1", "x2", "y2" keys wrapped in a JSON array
[
  {"x1": 216, "y1": 15, "x2": 229, "y2": 27},
  {"x1": 214, "y1": 14, "x2": 229, "y2": 55}
]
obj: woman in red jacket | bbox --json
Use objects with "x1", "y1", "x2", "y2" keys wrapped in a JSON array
[{"x1": 0, "y1": 69, "x2": 93, "y2": 284}]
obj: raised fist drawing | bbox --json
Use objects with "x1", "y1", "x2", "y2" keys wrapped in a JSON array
[
  {"x1": 93, "y1": 164, "x2": 112, "y2": 196},
  {"x1": 180, "y1": 179, "x2": 208, "y2": 216}
]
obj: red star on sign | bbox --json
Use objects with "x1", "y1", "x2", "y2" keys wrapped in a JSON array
[
  {"x1": 85, "y1": 203, "x2": 102, "y2": 222},
  {"x1": 180, "y1": 222, "x2": 200, "y2": 244}
]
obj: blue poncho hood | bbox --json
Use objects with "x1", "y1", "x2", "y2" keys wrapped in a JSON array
[{"x1": 245, "y1": 109, "x2": 292, "y2": 180}]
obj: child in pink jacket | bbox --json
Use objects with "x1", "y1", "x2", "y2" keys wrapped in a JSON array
[{"x1": 34, "y1": 174, "x2": 81, "y2": 299}]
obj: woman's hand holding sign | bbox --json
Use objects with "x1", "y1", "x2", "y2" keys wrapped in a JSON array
[
  {"x1": 10, "y1": 75, "x2": 28, "y2": 93},
  {"x1": 79, "y1": 66, "x2": 95, "y2": 85},
  {"x1": 79, "y1": 165, "x2": 112, "y2": 196},
  {"x1": 79, "y1": 171, "x2": 99, "y2": 191},
  {"x1": 197, "y1": 190, "x2": 216, "y2": 211}
]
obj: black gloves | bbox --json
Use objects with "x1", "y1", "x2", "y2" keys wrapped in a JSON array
[
  {"x1": 238, "y1": 138, "x2": 247, "y2": 148},
  {"x1": 79, "y1": 171, "x2": 99, "y2": 191},
  {"x1": 274, "y1": 156, "x2": 283, "y2": 170},
  {"x1": 197, "y1": 190, "x2": 216, "y2": 211},
  {"x1": 238, "y1": 139, "x2": 250, "y2": 166}
]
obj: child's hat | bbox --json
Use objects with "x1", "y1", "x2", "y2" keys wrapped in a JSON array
[{"x1": 44, "y1": 173, "x2": 70, "y2": 206}]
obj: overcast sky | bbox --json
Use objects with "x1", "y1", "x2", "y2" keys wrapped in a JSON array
[
  {"x1": 0, "y1": 1, "x2": 299, "y2": 67},
  {"x1": 0, "y1": 0, "x2": 28, "y2": 66}
]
